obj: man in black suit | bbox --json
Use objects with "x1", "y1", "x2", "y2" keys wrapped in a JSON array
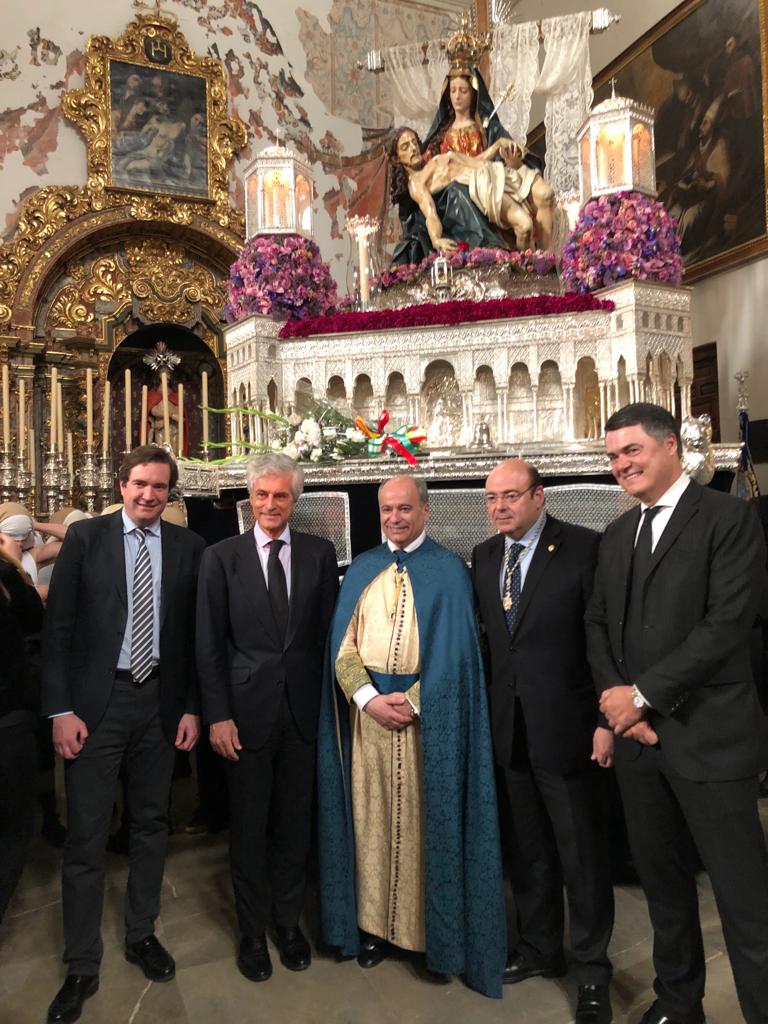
[
  {"x1": 196, "y1": 453, "x2": 338, "y2": 982},
  {"x1": 41, "y1": 446, "x2": 204, "y2": 1024},
  {"x1": 587, "y1": 403, "x2": 768, "y2": 1024},
  {"x1": 472, "y1": 458, "x2": 614, "y2": 1024}
]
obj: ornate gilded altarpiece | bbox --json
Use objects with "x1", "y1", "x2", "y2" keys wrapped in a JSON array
[{"x1": 0, "y1": 11, "x2": 248, "y2": 485}]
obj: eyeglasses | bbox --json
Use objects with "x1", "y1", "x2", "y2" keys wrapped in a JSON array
[{"x1": 485, "y1": 485, "x2": 537, "y2": 506}]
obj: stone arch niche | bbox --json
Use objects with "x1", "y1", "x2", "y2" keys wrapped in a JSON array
[
  {"x1": 617, "y1": 356, "x2": 630, "y2": 409},
  {"x1": 385, "y1": 372, "x2": 408, "y2": 427},
  {"x1": 107, "y1": 322, "x2": 225, "y2": 458},
  {"x1": 353, "y1": 374, "x2": 375, "y2": 421},
  {"x1": 507, "y1": 362, "x2": 533, "y2": 443},
  {"x1": 327, "y1": 375, "x2": 347, "y2": 408},
  {"x1": 294, "y1": 377, "x2": 314, "y2": 417},
  {"x1": 574, "y1": 356, "x2": 600, "y2": 439},
  {"x1": 537, "y1": 360, "x2": 563, "y2": 441},
  {"x1": 267, "y1": 378, "x2": 278, "y2": 414},
  {"x1": 473, "y1": 365, "x2": 497, "y2": 435},
  {"x1": 421, "y1": 359, "x2": 461, "y2": 448}
]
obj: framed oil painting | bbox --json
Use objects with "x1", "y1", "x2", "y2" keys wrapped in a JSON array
[
  {"x1": 108, "y1": 59, "x2": 210, "y2": 200},
  {"x1": 590, "y1": 0, "x2": 767, "y2": 282}
]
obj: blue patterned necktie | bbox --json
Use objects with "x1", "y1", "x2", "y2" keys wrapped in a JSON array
[
  {"x1": 502, "y1": 541, "x2": 525, "y2": 634},
  {"x1": 394, "y1": 548, "x2": 410, "y2": 573},
  {"x1": 130, "y1": 529, "x2": 154, "y2": 684}
]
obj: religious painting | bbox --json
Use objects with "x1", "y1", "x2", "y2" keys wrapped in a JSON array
[
  {"x1": 108, "y1": 60, "x2": 210, "y2": 199},
  {"x1": 590, "y1": 0, "x2": 767, "y2": 282}
]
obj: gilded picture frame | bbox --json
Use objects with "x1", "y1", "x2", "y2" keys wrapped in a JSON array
[
  {"x1": 589, "y1": 0, "x2": 768, "y2": 282},
  {"x1": 62, "y1": 11, "x2": 248, "y2": 226}
]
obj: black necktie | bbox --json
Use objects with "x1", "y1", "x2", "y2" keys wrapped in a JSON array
[
  {"x1": 394, "y1": 548, "x2": 410, "y2": 573},
  {"x1": 267, "y1": 539, "x2": 289, "y2": 640},
  {"x1": 631, "y1": 506, "x2": 662, "y2": 586}
]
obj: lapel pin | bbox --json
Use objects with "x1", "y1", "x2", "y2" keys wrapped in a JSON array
[{"x1": 547, "y1": 544, "x2": 555, "y2": 552}]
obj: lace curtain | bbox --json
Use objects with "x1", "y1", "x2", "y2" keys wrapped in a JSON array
[
  {"x1": 489, "y1": 21, "x2": 540, "y2": 148},
  {"x1": 383, "y1": 40, "x2": 448, "y2": 140},
  {"x1": 537, "y1": 12, "x2": 594, "y2": 195}
]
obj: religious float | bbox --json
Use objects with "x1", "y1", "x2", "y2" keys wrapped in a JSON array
[{"x1": 0, "y1": 8, "x2": 744, "y2": 559}]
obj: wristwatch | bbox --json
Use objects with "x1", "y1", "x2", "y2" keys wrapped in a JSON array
[{"x1": 631, "y1": 685, "x2": 645, "y2": 709}]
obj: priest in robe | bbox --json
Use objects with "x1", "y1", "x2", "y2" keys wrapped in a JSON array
[{"x1": 316, "y1": 474, "x2": 506, "y2": 999}]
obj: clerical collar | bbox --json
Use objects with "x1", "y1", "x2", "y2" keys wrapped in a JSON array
[
  {"x1": 640, "y1": 471, "x2": 689, "y2": 512},
  {"x1": 387, "y1": 530, "x2": 427, "y2": 554}
]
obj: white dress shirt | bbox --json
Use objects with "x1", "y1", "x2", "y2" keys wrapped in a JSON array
[{"x1": 253, "y1": 521, "x2": 292, "y2": 598}]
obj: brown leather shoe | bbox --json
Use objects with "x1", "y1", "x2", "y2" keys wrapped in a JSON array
[{"x1": 47, "y1": 974, "x2": 99, "y2": 1024}]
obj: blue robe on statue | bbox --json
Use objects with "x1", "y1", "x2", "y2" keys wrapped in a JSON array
[{"x1": 316, "y1": 537, "x2": 506, "y2": 998}]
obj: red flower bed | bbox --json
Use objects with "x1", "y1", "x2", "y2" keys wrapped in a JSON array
[{"x1": 278, "y1": 293, "x2": 614, "y2": 339}]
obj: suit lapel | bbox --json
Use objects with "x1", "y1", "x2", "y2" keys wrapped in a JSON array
[
  {"x1": 482, "y1": 534, "x2": 509, "y2": 638},
  {"x1": 511, "y1": 515, "x2": 560, "y2": 637},
  {"x1": 109, "y1": 511, "x2": 128, "y2": 610},
  {"x1": 646, "y1": 480, "x2": 700, "y2": 577},
  {"x1": 615, "y1": 506, "x2": 641, "y2": 659},
  {"x1": 237, "y1": 531, "x2": 282, "y2": 646},
  {"x1": 284, "y1": 530, "x2": 304, "y2": 649},
  {"x1": 159, "y1": 521, "x2": 179, "y2": 629}
]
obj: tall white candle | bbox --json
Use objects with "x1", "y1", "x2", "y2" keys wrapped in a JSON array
[
  {"x1": 124, "y1": 368, "x2": 132, "y2": 452},
  {"x1": 57, "y1": 383, "x2": 64, "y2": 460},
  {"x1": 1, "y1": 363, "x2": 9, "y2": 449},
  {"x1": 201, "y1": 370, "x2": 209, "y2": 450},
  {"x1": 29, "y1": 428, "x2": 35, "y2": 476},
  {"x1": 358, "y1": 235, "x2": 370, "y2": 306},
  {"x1": 140, "y1": 385, "x2": 148, "y2": 446},
  {"x1": 50, "y1": 367, "x2": 57, "y2": 451},
  {"x1": 67, "y1": 432, "x2": 73, "y2": 479},
  {"x1": 86, "y1": 368, "x2": 93, "y2": 451},
  {"x1": 18, "y1": 377, "x2": 25, "y2": 459},
  {"x1": 101, "y1": 380, "x2": 111, "y2": 457},
  {"x1": 177, "y1": 383, "x2": 184, "y2": 456},
  {"x1": 161, "y1": 372, "x2": 170, "y2": 445}
]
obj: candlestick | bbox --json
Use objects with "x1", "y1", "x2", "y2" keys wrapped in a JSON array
[
  {"x1": 50, "y1": 367, "x2": 57, "y2": 451},
  {"x1": 97, "y1": 453, "x2": 113, "y2": 511},
  {"x1": 177, "y1": 383, "x2": 184, "y2": 457},
  {"x1": 101, "y1": 380, "x2": 111, "y2": 457},
  {"x1": 29, "y1": 428, "x2": 35, "y2": 476},
  {"x1": 17, "y1": 377, "x2": 25, "y2": 466},
  {"x1": 201, "y1": 370, "x2": 209, "y2": 457},
  {"x1": 86, "y1": 368, "x2": 93, "y2": 451},
  {"x1": 79, "y1": 450, "x2": 99, "y2": 513},
  {"x1": 43, "y1": 449, "x2": 59, "y2": 513},
  {"x1": 124, "y1": 368, "x2": 131, "y2": 452},
  {"x1": 2, "y1": 363, "x2": 9, "y2": 450},
  {"x1": 161, "y1": 372, "x2": 170, "y2": 445},
  {"x1": 140, "y1": 385, "x2": 148, "y2": 446},
  {"x1": 0, "y1": 448, "x2": 14, "y2": 501}
]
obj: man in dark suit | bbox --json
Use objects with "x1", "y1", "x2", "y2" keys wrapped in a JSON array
[
  {"x1": 587, "y1": 402, "x2": 768, "y2": 1024},
  {"x1": 472, "y1": 458, "x2": 614, "y2": 1024},
  {"x1": 41, "y1": 446, "x2": 204, "y2": 1024},
  {"x1": 196, "y1": 453, "x2": 338, "y2": 982}
]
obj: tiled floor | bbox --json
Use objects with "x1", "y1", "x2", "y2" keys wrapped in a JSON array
[{"x1": 2, "y1": 781, "x2": 763, "y2": 1024}]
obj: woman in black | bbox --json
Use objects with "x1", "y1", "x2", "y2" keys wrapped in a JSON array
[{"x1": 0, "y1": 534, "x2": 44, "y2": 922}]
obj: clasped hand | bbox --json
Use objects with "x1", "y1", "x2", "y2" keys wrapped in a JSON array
[
  {"x1": 365, "y1": 692, "x2": 415, "y2": 731},
  {"x1": 599, "y1": 686, "x2": 658, "y2": 746}
]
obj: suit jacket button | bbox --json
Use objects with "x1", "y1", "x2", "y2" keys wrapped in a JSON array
[{"x1": 617, "y1": 657, "x2": 623, "y2": 665}]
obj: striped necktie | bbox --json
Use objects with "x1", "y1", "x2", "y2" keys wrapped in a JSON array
[
  {"x1": 130, "y1": 528, "x2": 154, "y2": 684},
  {"x1": 502, "y1": 541, "x2": 525, "y2": 634}
]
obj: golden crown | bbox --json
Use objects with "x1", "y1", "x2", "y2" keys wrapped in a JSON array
[{"x1": 441, "y1": 12, "x2": 492, "y2": 76}]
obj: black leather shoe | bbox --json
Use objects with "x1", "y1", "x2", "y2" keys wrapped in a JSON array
[
  {"x1": 47, "y1": 974, "x2": 99, "y2": 1024},
  {"x1": 639, "y1": 1002, "x2": 705, "y2": 1024},
  {"x1": 357, "y1": 932, "x2": 389, "y2": 969},
  {"x1": 502, "y1": 949, "x2": 567, "y2": 984},
  {"x1": 275, "y1": 925, "x2": 311, "y2": 971},
  {"x1": 237, "y1": 935, "x2": 273, "y2": 982},
  {"x1": 576, "y1": 984, "x2": 613, "y2": 1024},
  {"x1": 125, "y1": 935, "x2": 176, "y2": 982}
]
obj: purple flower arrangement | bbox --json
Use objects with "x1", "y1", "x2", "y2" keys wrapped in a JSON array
[
  {"x1": 561, "y1": 191, "x2": 682, "y2": 294},
  {"x1": 225, "y1": 234, "x2": 339, "y2": 322},
  {"x1": 373, "y1": 246, "x2": 557, "y2": 291}
]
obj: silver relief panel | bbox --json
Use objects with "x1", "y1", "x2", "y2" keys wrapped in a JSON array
[{"x1": 236, "y1": 490, "x2": 352, "y2": 566}]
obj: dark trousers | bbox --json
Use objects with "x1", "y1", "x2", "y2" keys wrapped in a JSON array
[
  {"x1": 497, "y1": 707, "x2": 614, "y2": 984},
  {"x1": 62, "y1": 678, "x2": 175, "y2": 974},
  {"x1": 0, "y1": 717, "x2": 38, "y2": 922},
  {"x1": 616, "y1": 745, "x2": 768, "y2": 1024},
  {"x1": 227, "y1": 694, "x2": 315, "y2": 940}
]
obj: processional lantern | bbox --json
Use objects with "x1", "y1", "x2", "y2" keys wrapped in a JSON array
[
  {"x1": 244, "y1": 142, "x2": 315, "y2": 240},
  {"x1": 576, "y1": 80, "x2": 656, "y2": 206}
]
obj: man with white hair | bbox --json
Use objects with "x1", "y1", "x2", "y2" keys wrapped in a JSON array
[{"x1": 196, "y1": 453, "x2": 338, "y2": 982}]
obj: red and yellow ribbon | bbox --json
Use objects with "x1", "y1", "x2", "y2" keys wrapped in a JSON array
[{"x1": 355, "y1": 410, "x2": 427, "y2": 465}]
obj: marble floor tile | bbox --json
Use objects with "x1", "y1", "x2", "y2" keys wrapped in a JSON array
[{"x1": 2, "y1": 784, "x2": 765, "y2": 1024}]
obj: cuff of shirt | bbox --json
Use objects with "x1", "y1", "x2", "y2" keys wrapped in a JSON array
[
  {"x1": 407, "y1": 697, "x2": 420, "y2": 717},
  {"x1": 634, "y1": 686, "x2": 652, "y2": 709},
  {"x1": 49, "y1": 711, "x2": 74, "y2": 718},
  {"x1": 352, "y1": 683, "x2": 378, "y2": 712}
]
